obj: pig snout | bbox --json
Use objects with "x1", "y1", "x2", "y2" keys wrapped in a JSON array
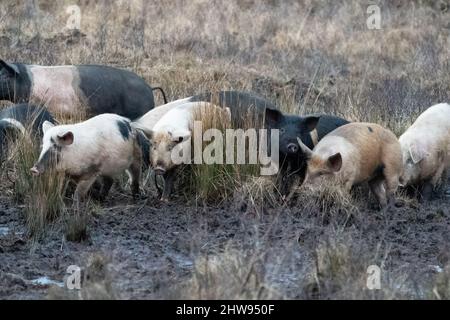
[
  {"x1": 154, "y1": 167, "x2": 166, "y2": 176},
  {"x1": 287, "y1": 143, "x2": 299, "y2": 154}
]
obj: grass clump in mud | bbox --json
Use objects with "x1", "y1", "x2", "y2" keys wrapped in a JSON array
[
  {"x1": 291, "y1": 181, "x2": 361, "y2": 223},
  {"x1": 3, "y1": 115, "x2": 90, "y2": 241},
  {"x1": 47, "y1": 253, "x2": 118, "y2": 300},
  {"x1": 233, "y1": 176, "x2": 282, "y2": 215},
  {"x1": 5, "y1": 125, "x2": 67, "y2": 238},
  {"x1": 166, "y1": 246, "x2": 279, "y2": 300},
  {"x1": 303, "y1": 237, "x2": 408, "y2": 300},
  {"x1": 179, "y1": 101, "x2": 262, "y2": 204}
]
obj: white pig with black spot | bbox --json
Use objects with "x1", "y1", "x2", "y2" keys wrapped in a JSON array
[{"x1": 31, "y1": 113, "x2": 145, "y2": 201}]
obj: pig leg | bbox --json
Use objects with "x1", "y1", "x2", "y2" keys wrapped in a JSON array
[
  {"x1": 369, "y1": 177, "x2": 387, "y2": 209},
  {"x1": 430, "y1": 163, "x2": 446, "y2": 195},
  {"x1": 384, "y1": 175, "x2": 399, "y2": 209},
  {"x1": 74, "y1": 176, "x2": 97, "y2": 208},
  {"x1": 161, "y1": 168, "x2": 176, "y2": 202},
  {"x1": 420, "y1": 180, "x2": 434, "y2": 202},
  {"x1": 100, "y1": 176, "x2": 114, "y2": 201},
  {"x1": 442, "y1": 168, "x2": 448, "y2": 194},
  {"x1": 418, "y1": 159, "x2": 442, "y2": 202},
  {"x1": 128, "y1": 161, "x2": 142, "y2": 199},
  {"x1": 154, "y1": 174, "x2": 164, "y2": 198}
]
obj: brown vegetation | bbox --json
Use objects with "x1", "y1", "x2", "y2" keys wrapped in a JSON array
[{"x1": 0, "y1": 0, "x2": 449, "y2": 300}]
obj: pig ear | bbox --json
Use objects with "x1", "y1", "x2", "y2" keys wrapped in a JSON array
[
  {"x1": 172, "y1": 131, "x2": 191, "y2": 143},
  {"x1": 42, "y1": 121, "x2": 55, "y2": 134},
  {"x1": 296, "y1": 137, "x2": 313, "y2": 159},
  {"x1": 302, "y1": 116, "x2": 320, "y2": 132},
  {"x1": 327, "y1": 153, "x2": 342, "y2": 172},
  {"x1": 0, "y1": 60, "x2": 20, "y2": 75},
  {"x1": 265, "y1": 108, "x2": 283, "y2": 126},
  {"x1": 409, "y1": 143, "x2": 429, "y2": 164},
  {"x1": 57, "y1": 131, "x2": 74, "y2": 146}
]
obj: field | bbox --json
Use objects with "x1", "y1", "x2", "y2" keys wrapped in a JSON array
[{"x1": 0, "y1": 0, "x2": 449, "y2": 299}]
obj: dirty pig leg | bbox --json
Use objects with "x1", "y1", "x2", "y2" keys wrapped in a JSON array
[
  {"x1": 128, "y1": 161, "x2": 142, "y2": 200},
  {"x1": 431, "y1": 164, "x2": 446, "y2": 196},
  {"x1": 161, "y1": 168, "x2": 177, "y2": 202},
  {"x1": 383, "y1": 163, "x2": 400, "y2": 210},
  {"x1": 369, "y1": 177, "x2": 387, "y2": 209},
  {"x1": 420, "y1": 180, "x2": 434, "y2": 202},
  {"x1": 74, "y1": 176, "x2": 97, "y2": 210},
  {"x1": 100, "y1": 176, "x2": 114, "y2": 201},
  {"x1": 154, "y1": 173, "x2": 164, "y2": 198}
]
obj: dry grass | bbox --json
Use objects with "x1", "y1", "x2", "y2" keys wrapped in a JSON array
[
  {"x1": 303, "y1": 236, "x2": 410, "y2": 299},
  {"x1": 233, "y1": 176, "x2": 282, "y2": 215},
  {"x1": 0, "y1": 105, "x2": 94, "y2": 240},
  {"x1": 1, "y1": 114, "x2": 67, "y2": 238},
  {"x1": 167, "y1": 245, "x2": 279, "y2": 300},
  {"x1": 0, "y1": 0, "x2": 449, "y2": 299}
]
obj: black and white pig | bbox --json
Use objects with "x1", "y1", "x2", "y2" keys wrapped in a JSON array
[
  {"x1": 189, "y1": 91, "x2": 350, "y2": 193},
  {"x1": 30, "y1": 114, "x2": 145, "y2": 201},
  {"x1": 0, "y1": 103, "x2": 55, "y2": 159},
  {"x1": 0, "y1": 60, "x2": 167, "y2": 120}
]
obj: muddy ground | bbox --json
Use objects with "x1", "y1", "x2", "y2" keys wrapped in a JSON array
[
  {"x1": 0, "y1": 177, "x2": 449, "y2": 300},
  {"x1": 0, "y1": 0, "x2": 449, "y2": 301}
]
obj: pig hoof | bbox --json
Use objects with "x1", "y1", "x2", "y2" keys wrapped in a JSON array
[{"x1": 160, "y1": 197, "x2": 169, "y2": 203}]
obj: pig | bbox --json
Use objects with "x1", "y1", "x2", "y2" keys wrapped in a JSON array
[
  {"x1": 133, "y1": 97, "x2": 194, "y2": 130},
  {"x1": 190, "y1": 91, "x2": 277, "y2": 128},
  {"x1": 263, "y1": 108, "x2": 349, "y2": 194},
  {"x1": 132, "y1": 97, "x2": 197, "y2": 171},
  {"x1": 134, "y1": 101, "x2": 230, "y2": 201},
  {"x1": 398, "y1": 103, "x2": 450, "y2": 200},
  {"x1": 31, "y1": 113, "x2": 144, "y2": 202},
  {"x1": 190, "y1": 91, "x2": 349, "y2": 193},
  {"x1": 137, "y1": 90, "x2": 349, "y2": 195},
  {"x1": 0, "y1": 60, "x2": 167, "y2": 119},
  {"x1": 298, "y1": 123, "x2": 403, "y2": 208},
  {"x1": 0, "y1": 103, "x2": 55, "y2": 159}
]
